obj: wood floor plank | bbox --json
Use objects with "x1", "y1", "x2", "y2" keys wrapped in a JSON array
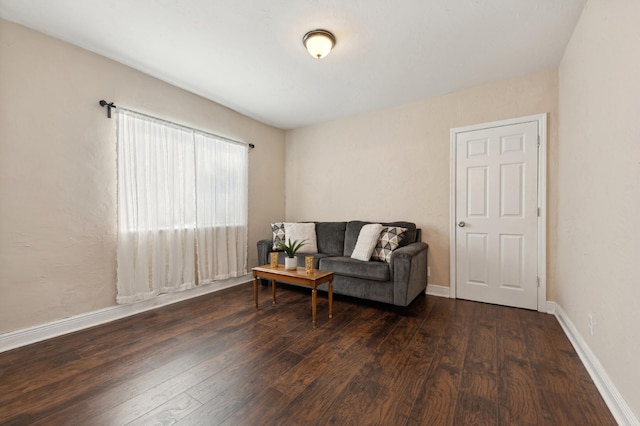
[
  {"x1": 271, "y1": 308, "x2": 405, "y2": 425},
  {"x1": 89, "y1": 307, "x2": 309, "y2": 425},
  {"x1": 406, "y1": 299, "x2": 475, "y2": 425},
  {"x1": 269, "y1": 307, "x2": 394, "y2": 400},
  {"x1": 174, "y1": 349, "x2": 303, "y2": 425},
  {"x1": 217, "y1": 387, "x2": 291, "y2": 426},
  {"x1": 282, "y1": 298, "x2": 380, "y2": 357},
  {"x1": 523, "y1": 311, "x2": 617, "y2": 426},
  {"x1": 0, "y1": 283, "x2": 617, "y2": 425},
  {"x1": 30, "y1": 298, "x2": 291, "y2": 425},
  {"x1": 453, "y1": 302, "x2": 499, "y2": 425},
  {"x1": 269, "y1": 341, "x2": 376, "y2": 426},
  {"x1": 371, "y1": 296, "x2": 448, "y2": 425},
  {"x1": 0, "y1": 346, "x2": 158, "y2": 425},
  {"x1": 0, "y1": 289, "x2": 256, "y2": 406},
  {"x1": 320, "y1": 297, "x2": 430, "y2": 425},
  {"x1": 125, "y1": 392, "x2": 202, "y2": 426},
  {"x1": 496, "y1": 305, "x2": 548, "y2": 425}
]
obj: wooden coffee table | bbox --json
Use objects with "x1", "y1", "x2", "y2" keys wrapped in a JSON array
[{"x1": 252, "y1": 264, "x2": 334, "y2": 327}]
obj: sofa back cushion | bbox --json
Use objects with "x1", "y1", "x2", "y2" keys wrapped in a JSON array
[
  {"x1": 344, "y1": 221, "x2": 368, "y2": 257},
  {"x1": 344, "y1": 220, "x2": 418, "y2": 256},
  {"x1": 315, "y1": 222, "x2": 347, "y2": 256}
]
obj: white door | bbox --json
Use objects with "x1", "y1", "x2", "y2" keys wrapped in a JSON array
[{"x1": 455, "y1": 121, "x2": 539, "y2": 310}]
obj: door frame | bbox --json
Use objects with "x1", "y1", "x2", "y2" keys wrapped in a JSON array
[{"x1": 449, "y1": 113, "x2": 547, "y2": 312}]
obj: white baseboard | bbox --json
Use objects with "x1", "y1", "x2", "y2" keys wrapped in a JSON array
[
  {"x1": 0, "y1": 275, "x2": 252, "y2": 354},
  {"x1": 550, "y1": 302, "x2": 639, "y2": 426},
  {"x1": 546, "y1": 301, "x2": 556, "y2": 314},
  {"x1": 426, "y1": 284, "x2": 450, "y2": 298}
]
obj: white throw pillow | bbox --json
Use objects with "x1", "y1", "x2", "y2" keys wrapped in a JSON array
[
  {"x1": 351, "y1": 224, "x2": 384, "y2": 261},
  {"x1": 284, "y1": 222, "x2": 318, "y2": 254}
]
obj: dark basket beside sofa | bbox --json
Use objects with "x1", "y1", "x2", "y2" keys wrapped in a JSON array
[{"x1": 257, "y1": 221, "x2": 428, "y2": 308}]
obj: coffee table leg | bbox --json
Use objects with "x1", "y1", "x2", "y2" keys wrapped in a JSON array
[
  {"x1": 254, "y1": 277, "x2": 259, "y2": 310},
  {"x1": 312, "y1": 288, "x2": 317, "y2": 328},
  {"x1": 328, "y1": 281, "x2": 333, "y2": 319},
  {"x1": 271, "y1": 279, "x2": 276, "y2": 305}
]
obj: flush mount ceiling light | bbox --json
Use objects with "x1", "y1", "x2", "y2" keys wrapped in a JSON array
[{"x1": 303, "y1": 29, "x2": 336, "y2": 59}]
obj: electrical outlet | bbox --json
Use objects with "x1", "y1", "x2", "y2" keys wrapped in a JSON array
[
  {"x1": 588, "y1": 313, "x2": 594, "y2": 336},
  {"x1": 427, "y1": 267, "x2": 431, "y2": 277}
]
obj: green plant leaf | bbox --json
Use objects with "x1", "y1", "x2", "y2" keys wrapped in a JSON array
[{"x1": 276, "y1": 238, "x2": 307, "y2": 258}]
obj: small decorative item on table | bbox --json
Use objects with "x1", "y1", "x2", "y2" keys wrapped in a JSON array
[
  {"x1": 270, "y1": 252, "x2": 279, "y2": 268},
  {"x1": 277, "y1": 239, "x2": 307, "y2": 270},
  {"x1": 305, "y1": 256, "x2": 314, "y2": 275}
]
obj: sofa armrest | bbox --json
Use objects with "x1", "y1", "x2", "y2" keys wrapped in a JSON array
[
  {"x1": 257, "y1": 239, "x2": 273, "y2": 266},
  {"x1": 390, "y1": 242, "x2": 429, "y2": 306}
]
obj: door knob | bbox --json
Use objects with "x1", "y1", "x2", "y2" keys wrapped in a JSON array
[{"x1": 458, "y1": 221, "x2": 466, "y2": 227}]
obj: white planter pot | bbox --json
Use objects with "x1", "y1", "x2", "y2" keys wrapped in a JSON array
[{"x1": 284, "y1": 257, "x2": 297, "y2": 270}]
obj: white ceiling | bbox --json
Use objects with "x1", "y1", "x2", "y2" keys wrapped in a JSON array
[{"x1": 0, "y1": 0, "x2": 585, "y2": 130}]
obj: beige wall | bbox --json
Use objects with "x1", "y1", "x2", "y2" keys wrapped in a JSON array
[
  {"x1": 558, "y1": 0, "x2": 640, "y2": 418},
  {"x1": 286, "y1": 69, "x2": 558, "y2": 292},
  {"x1": 0, "y1": 20, "x2": 285, "y2": 334}
]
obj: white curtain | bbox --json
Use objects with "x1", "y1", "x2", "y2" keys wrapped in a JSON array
[
  {"x1": 116, "y1": 110, "x2": 248, "y2": 304},
  {"x1": 195, "y1": 132, "x2": 248, "y2": 282}
]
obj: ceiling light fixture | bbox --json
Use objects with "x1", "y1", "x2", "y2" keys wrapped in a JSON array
[{"x1": 303, "y1": 29, "x2": 336, "y2": 59}]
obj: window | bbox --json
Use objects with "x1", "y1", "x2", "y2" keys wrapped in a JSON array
[{"x1": 116, "y1": 109, "x2": 248, "y2": 304}]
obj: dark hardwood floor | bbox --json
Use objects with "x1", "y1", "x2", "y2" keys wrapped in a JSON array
[{"x1": 0, "y1": 283, "x2": 615, "y2": 425}]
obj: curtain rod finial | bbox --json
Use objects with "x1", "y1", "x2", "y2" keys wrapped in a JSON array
[{"x1": 99, "y1": 99, "x2": 116, "y2": 118}]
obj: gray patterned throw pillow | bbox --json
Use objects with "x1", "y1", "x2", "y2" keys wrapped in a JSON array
[
  {"x1": 371, "y1": 227, "x2": 407, "y2": 263},
  {"x1": 271, "y1": 222, "x2": 286, "y2": 250}
]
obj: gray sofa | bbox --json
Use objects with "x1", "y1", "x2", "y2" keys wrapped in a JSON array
[{"x1": 257, "y1": 221, "x2": 428, "y2": 308}]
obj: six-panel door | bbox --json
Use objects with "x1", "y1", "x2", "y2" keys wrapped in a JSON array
[{"x1": 455, "y1": 121, "x2": 539, "y2": 310}]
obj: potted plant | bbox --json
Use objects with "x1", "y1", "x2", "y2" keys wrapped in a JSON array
[{"x1": 276, "y1": 238, "x2": 306, "y2": 270}]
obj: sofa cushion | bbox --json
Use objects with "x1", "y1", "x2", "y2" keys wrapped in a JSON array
[
  {"x1": 297, "y1": 252, "x2": 331, "y2": 269},
  {"x1": 351, "y1": 223, "x2": 383, "y2": 261},
  {"x1": 319, "y1": 256, "x2": 390, "y2": 282},
  {"x1": 284, "y1": 222, "x2": 318, "y2": 253},
  {"x1": 371, "y1": 226, "x2": 408, "y2": 263},
  {"x1": 315, "y1": 222, "x2": 347, "y2": 256}
]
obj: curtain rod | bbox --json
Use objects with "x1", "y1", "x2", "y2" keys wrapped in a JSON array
[{"x1": 99, "y1": 100, "x2": 255, "y2": 150}]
